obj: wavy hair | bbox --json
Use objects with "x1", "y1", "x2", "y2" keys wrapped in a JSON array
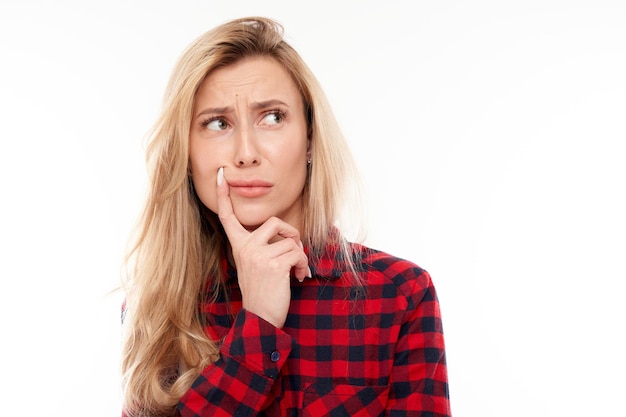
[{"x1": 121, "y1": 16, "x2": 364, "y2": 416}]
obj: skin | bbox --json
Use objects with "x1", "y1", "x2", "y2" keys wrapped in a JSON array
[{"x1": 189, "y1": 56, "x2": 312, "y2": 328}]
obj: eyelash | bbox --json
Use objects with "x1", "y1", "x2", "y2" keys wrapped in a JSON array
[
  {"x1": 265, "y1": 109, "x2": 287, "y2": 123},
  {"x1": 199, "y1": 116, "x2": 227, "y2": 129}
]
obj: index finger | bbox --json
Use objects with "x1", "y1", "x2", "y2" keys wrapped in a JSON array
[{"x1": 216, "y1": 167, "x2": 248, "y2": 242}]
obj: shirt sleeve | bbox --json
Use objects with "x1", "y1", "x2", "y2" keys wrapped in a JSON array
[
  {"x1": 386, "y1": 268, "x2": 452, "y2": 417},
  {"x1": 177, "y1": 309, "x2": 293, "y2": 417}
]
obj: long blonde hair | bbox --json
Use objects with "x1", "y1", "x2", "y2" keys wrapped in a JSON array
[{"x1": 121, "y1": 16, "x2": 363, "y2": 416}]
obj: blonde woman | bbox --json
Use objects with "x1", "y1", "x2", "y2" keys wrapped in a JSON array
[{"x1": 121, "y1": 16, "x2": 451, "y2": 417}]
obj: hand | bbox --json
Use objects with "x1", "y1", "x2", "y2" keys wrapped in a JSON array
[{"x1": 216, "y1": 167, "x2": 311, "y2": 328}]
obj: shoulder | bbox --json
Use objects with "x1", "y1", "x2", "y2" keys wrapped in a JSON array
[{"x1": 351, "y1": 242, "x2": 435, "y2": 302}]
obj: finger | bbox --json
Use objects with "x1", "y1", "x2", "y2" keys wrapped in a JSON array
[
  {"x1": 262, "y1": 237, "x2": 306, "y2": 261},
  {"x1": 275, "y1": 240, "x2": 311, "y2": 280},
  {"x1": 264, "y1": 240, "x2": 310, "y2": 281},
  {"x1": 252, "y1": 219, "x2": 311, "y2": 280},
  {"x1": 216, "y1": 167, "x2": 248, "y2": 242},
  {"x1": 290, "y1": 250, "x2": 312, "y2": 282},
  {"x1": 253, "y1": 216, "x2": 303, "y2": 249}
]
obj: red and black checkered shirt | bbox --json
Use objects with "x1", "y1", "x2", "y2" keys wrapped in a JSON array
[{"x1": 177, "y1": 241, "x2": 451, "y2": 416}]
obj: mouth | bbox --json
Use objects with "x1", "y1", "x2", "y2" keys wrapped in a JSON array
[{"x1": 227, "y1": 179, "x2": 273, "y2": 198}]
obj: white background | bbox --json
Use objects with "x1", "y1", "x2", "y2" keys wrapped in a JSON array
[{"x1": 1, "y1": 1, "x2": 624, "y2": 416}]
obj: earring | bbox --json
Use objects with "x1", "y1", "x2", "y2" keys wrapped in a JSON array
[{"x1": 307, "y1": 158, "x2": 312, "y2": 165}]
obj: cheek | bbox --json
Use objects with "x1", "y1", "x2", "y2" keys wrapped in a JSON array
[
  {"x1": 191, "y1": 171, "x2": 218, "y2": 213},
  {"x1": 281, "y1": 153, "x2": 308, "y2": 192},
  {"x1": 189, "y1": 152, "x2": 220, "y2": 213}
]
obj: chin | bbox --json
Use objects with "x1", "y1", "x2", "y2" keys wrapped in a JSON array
[
  {"x1": 231, "y1": 199, "x2": 302, "y2": 231},
  {"x1": 233, "y1": 209, "x2": 271, "y2": 230}
]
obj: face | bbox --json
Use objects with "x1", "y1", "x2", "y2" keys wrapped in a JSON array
[{"x1": 189, "y1": 56, "x2": 310, "y2": 231}]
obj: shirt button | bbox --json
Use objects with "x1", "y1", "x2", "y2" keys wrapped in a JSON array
[{"x1": 270, "y1": 350, "x2": 281, "y2": 362}]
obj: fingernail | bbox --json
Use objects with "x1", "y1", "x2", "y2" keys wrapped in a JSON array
[
  {"x1": 307, "y1": 267, "x2": 312, "y2": 277},
  {"x1": 299, "y1": 240, "x2": 304, "y2": 249},
  {"x1": 217, "y1": 167, "x2": 224, "y2": 186}
]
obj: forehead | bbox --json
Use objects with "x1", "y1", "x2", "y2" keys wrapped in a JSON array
[{"x1": 196, "y1": 56, "x2": 301, "y2": 105}]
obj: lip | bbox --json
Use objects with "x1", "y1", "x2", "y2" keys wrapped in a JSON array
[{"x1": 227, "y1": 179, "x2": 273, "y2": 198}]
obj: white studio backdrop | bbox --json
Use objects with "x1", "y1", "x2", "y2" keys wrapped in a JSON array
[{"x1": 1, "y1": 1, "x2": 624, "y2": 416}]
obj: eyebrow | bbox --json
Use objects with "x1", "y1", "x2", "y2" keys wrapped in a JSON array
[
  {"x1": 250, "y1": 99, "x2": 289, "y2": 110},
  {"x1": 194, "y1": 99, "x2": 290, "y2": 119}
]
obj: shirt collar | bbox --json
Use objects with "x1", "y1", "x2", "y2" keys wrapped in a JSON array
[
  {"x1": 307, "y1": 226, "x2": 369, "y2": 280},
  {"x1": 306, "y1": 241, "x2": 344, "y2": 281}
]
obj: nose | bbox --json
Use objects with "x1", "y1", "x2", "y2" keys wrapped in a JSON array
[{"x1": 233, "y1": 125, "x2": 261, "y2": 167}]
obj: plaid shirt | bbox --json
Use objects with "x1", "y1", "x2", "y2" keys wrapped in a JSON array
[{"x1": 177, "y1": 241, "x2": 451, "y2": 416}]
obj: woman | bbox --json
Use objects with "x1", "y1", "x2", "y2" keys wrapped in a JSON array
[{"x1": 121, "y1": 16, "x2": 451, "y2": 417}]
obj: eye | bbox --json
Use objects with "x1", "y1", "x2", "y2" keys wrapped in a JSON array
[
  {"x1": 201, "y1": 117, "x2": 230, "y2": 131},
  {"x1": 260, "y1": 110, "x2": 286, "y2": 126}
]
